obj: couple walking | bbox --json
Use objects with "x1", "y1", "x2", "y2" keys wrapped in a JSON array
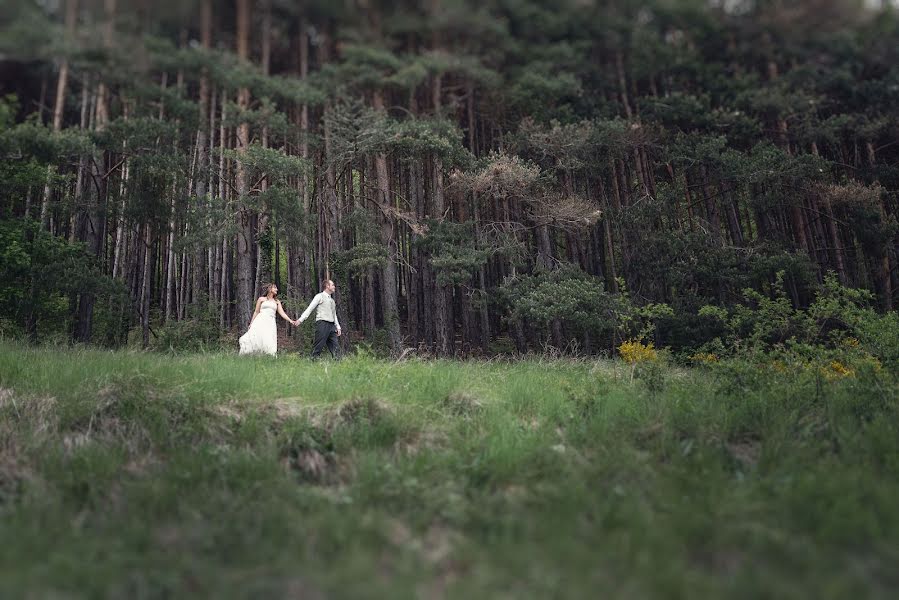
[{"x1": 238, "y1": 279, "x2": 342, "y2": 359}]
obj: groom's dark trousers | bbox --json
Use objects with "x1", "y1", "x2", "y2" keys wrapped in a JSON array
[{"x1": 311, "y1": 319, "x2": 339, "y2": 359}]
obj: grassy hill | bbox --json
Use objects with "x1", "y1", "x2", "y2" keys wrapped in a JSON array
[{"x1": 1, "y1": 344, "x2": 897, "y2": 598}]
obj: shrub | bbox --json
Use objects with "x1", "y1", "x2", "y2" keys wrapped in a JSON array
[
  {"x1": 618, "y1": 340, "x2": 657, "y2": 364},
  {"x1": 688, "y1": 272, "x2": 899, "y2": 370},
  {"x1": 150, "y1": 308, "x2": 229, "y2": 353}
]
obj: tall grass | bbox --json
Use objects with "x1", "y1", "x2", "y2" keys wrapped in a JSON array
[{"x1": 1, "y1": 343, "x2": 897, "y2": 598}]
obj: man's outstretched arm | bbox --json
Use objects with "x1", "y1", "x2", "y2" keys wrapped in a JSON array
[{"x1": 298, "y1": 293, "x2": 321, "y2": 323}]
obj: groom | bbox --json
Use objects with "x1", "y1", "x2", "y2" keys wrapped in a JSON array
[{"x1": 295, "y1": 279, "x2": 342, "y2": 360}]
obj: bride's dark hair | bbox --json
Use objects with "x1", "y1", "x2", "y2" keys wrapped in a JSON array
[{"x1": 261, "y1": 283, "x2": 277, "y2": 297}]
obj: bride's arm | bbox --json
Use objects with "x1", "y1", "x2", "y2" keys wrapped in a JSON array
[
  {"x1": 249, "y1": 298, "x2": 263, "y2": 327},
  {"x1": 275, "y1": 301, "x2": 292, "y2": 323}
]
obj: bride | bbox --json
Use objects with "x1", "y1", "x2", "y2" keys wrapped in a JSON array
[{"x1": 238, "y1": 283, "x2": 295, "y2": 356}]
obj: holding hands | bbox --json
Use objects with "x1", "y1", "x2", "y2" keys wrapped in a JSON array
[{"x1": 289, "y1": 316, "x2": 339, "y2": 336}]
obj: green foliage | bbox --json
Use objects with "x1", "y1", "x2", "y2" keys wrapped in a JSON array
[
  {"x1": 498, "y1": 264, "x2": 627, "y2": 341},
  {"x1": 622, "y1": 221, "x2": 817, "y2": 317},
  {"x1": 325, "y1": 98, "x2": 470, "y2": 172},
  {"x1": 691, "y1": 272, "x2": 899, "y2": 371},
  {"x1": 823, "y1": 182, "x2": 897, "y2": 254},
  {"x1": 1, "y1": 344, "x2": 897, "y2": 597},
  {"x1": 93, "y1": 116, "x2": 180, "y2": 153},
  {"x1": 334, "y1": 243, "x2": 388, "y2": 276},
  {"x1": 383, "y1": 117, "x2": 471, "y2": 167},
  {"x1": 0, "y1": 218, "x2": 126, "y2": 341},
  {"x1": 144, "y1": 39, "x2": 327, "y2": 106},
  {"x1": 150, "y1": 306, "x2": 229, "y2": 353},
  {"x1": 222, "y1": 144, "x2": 309, "y2": 188},
  {"x1": 0, "y1": 98, "x2": 92, "y2": 168},
  {"x1": 507, "y1": 68, "x2": 583, "y2": 122},
  {"x1": 3, "y1": 0, "x2": 899, "y2": 357},
  {"x1": 515, "y1": 118, "x2": 594, "y2": 173},
  {"x1": 0, "y1": 0, "x2": 59, "y2": 60},
  {"x1": 222, "y1": 98, "x2": 291, "y2": 138},
  {"x1": 417, "y1": 220, "x2": 489, "y2": 286}
]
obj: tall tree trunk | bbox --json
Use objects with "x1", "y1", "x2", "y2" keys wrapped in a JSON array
[
  {"x1": 472, "y1": 192, "x2": 490, "y2": 351},
  {"x1": 432, "y1": 152, "x2": 452, "y2": 356},
  {"x1": 535, "y1": 223, "x2": 564, "y2": 349},
  {"x1": 74, "y1": 0, "x2": 115, "y2": 343},
  {"x1": 39, "y1": 0, "x2": 78, "y2": 228},
  {"x1": 373, "y1": 90, "x2": 403, "y2": 352},
  {"x1": 699, "y1": 167, "x2": 722, "y2": 244},
  {"x1": 234, "y1": 0, "x2": 255, "y2": 329},
  {"x1": 111, "y1": 155, "x2": 129, "y2": 279},
  {"x1": 430, "y1": 70, "x2": 453, "y2": 356},
  {"x1": 615, "y1": 50, "x2": 633, "y2": 119},
  {"x1": 288, "y1": 18, "x2": 313, "y2": 306},
  {"x1": 254, "y1": 0, "x2": 273, "y2": 295},
  {"x1": 165, "y1": 182, "x2": 178, "y2": 323},
  {"x1": 141, "y1": 223, "x2": 153, "y2": 348},
  {"x1": 192, "y1": 0, "x2": 213, "y2": 309}
]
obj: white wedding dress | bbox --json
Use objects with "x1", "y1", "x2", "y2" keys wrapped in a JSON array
[{"x1": 239, "y1": 299, "x2": 278, "y2": 356}]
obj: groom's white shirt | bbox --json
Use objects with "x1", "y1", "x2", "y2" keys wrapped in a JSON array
[{"x1": 299, "y1": 292, "x2": 341, "y2": 329}]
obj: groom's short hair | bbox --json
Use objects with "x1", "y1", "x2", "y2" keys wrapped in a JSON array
[{"x1": 321, "y1": 279, "x2": 332, "y2": 290}]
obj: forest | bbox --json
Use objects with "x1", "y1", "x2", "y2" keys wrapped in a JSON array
[
  {"x1": 3, "y1": 3, "x2": 899, "y2": 597},
  {"x1": 1, "y1": 0, "x2": 898, "y2": 356}
]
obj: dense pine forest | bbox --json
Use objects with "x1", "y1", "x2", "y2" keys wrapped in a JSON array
[
  {"x1": 2, "y1": 0, "x2": 898, "y2": 355},
  {"x1": 3, "y1": 4, "x2": 899, "y2": 595}
]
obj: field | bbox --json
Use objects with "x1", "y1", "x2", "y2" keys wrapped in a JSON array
[{"x1": 1, "y1": 343, "x2": 897, "y2": 599}]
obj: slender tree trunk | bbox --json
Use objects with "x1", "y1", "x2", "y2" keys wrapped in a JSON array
[
  {"x1": 165, "y1": 181, "x2": 177, "y2": 323},
  {"x1": 141, "y1": 223, "x2": 153, "y2": 348},
  {"x1": 615, "y1": 50, "x2": 633, "y2": 119},
  {"x1": 373, "y1": 90, "x2": 403, "y2": 352},
  {"x1": 432, "y1": 153, "x2": 452, "y2": 356},
  {"x1": 699, "y1": 167, "x2": 722, "y2": 244},
  {"x1": 254, "y1": 0, "x2": 273, "y2": 294},
  {"x1": 74, "y1": 0, "x2": 115, "y2": 343},
  {"x1": 192, "y1": 0, "x2": 213, "y2": 309},
  {"x1": 472, "y1": 191, "x2": 490, "y2": 351},
  {"x1": 112, "y1": 137, "x2": 129, "y2": 279},
  {"x1": 298, "y1": 18, "x2": 312, "y2": 302},
  {"x1": 234, "y1": 0, "x2": 255, "y2": 329},
  {"x1": 40, "y1": 0, "x2": 78, "y2": 229},
  {"x1": 430, "y1": 70, "x2": 453, "y2": 356}
]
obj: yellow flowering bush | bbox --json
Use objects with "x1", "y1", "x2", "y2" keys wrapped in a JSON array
[
  {"x1": 619, "y1": 340, "x2": 657, "y2": 364},
  {"x1": 689, "y1": 352, "x2": 719, "y2": 365},
  {"x1": 819, "y1": 360, "x2": 855, "y2": 381},
  {"x1": 841, "y1": 337, "x2": 860, "y2": 349}
]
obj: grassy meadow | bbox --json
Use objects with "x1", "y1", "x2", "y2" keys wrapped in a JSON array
[{"x1": 1, "y1": 343, "x2": 897, "y2": 598}]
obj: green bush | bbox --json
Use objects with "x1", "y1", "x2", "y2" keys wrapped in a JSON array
[
  {"x1": 0, "y1": 218, "x2": 128, "y2": 344},
  {"x1": 150, "y1": 308, "x2": 230, "y2": 353},
  {"x1": 687, "y1": 273, "x2": 899, "y2": 376}
]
